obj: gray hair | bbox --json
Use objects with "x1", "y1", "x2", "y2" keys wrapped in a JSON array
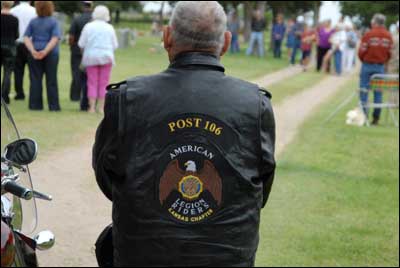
[
  {"x1": 169, "y1": 1, "x2": 227, "y2": 54},
  {"x1": 92, "y1": 5, "x2": 110, "y2": 22},
  {"x1": 372, "y1": 14, "x2": 386, "y2": 26}
]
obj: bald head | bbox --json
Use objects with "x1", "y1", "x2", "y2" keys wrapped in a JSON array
[{"x1": 164, "y1": 1, "x2": 231, "y2": 60}]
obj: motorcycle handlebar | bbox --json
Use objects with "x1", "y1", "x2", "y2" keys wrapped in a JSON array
[{"x1": 2, "y1": 179, "x2": 33, "y2": 200}]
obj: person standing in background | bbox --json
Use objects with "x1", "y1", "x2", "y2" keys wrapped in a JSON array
[
  {"x1": 1, "y1": 1, "x2": 19, "y2": 104},
  {"x1": 246, "y1": 10, "x2": 266, "y2": 57},
  {"x1": 24, "y1": 1, "x2": 62, "y2": 111},
  {"x1": 300, "y1": 23, "x2": 316, "y2": 71},
  {"x1": 387, "y1": 21, "x2": 399, "y2": 108},
  {"x1": 290, "y1": 16, "x2": 305, "y2": 65},
  {"x1": 316, "y1": 19, "x2": 334, "y2": 72},
  {"x1": 285, "y1": 18, "x2": 296, "y2": 60},
  {"x1": 227, "y1": 10, "x2": 240, "y2": 54},
  {"x1": 69, "y1": 1, "x2": 93, "y2": 111},
  {"x1": 78, "y1": 5, "x2": 118, "y2": 114},
  {"x1": 272, "y1": 14, "x2": 286, "y2": 58},
  {"x1": 330, "y1": 23, "x2": 347, "y2": 75},
  {"x1": 358, "y1": 14, "x2": 393, "y2": 125},
  {"x1": 10, "y1": 1, "x2": 36, "y2": 101},
  {"x1": 343, "y1": 22, "x2": 358, "y2": 73},
  {"x1": 387, "y1": 21, "x2": 399, "y2": 74}
]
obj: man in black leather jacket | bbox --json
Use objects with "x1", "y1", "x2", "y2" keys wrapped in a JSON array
[{"x1": 93, "y1": 1, "x2": 276, "y2": 267}]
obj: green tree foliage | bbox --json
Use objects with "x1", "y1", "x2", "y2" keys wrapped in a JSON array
[
  {"x1": 268, "y1": 1, "x2": 320, "y2": 17},
  {"x1": 54, "y1": 1, "x2": 142, "y2": 16},
  {"x1": 54, "y1": 1, "x2": 81, "y2": 16},
  {"x1": 341, "y1": 1, "x2": 399, "y2": 27}
]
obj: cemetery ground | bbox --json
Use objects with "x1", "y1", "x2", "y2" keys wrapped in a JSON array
[
  {"x1": 256, "y1": 78, "x2": 399, "y2": 267},
  {"x1": 3, "y1": 34, "x2": 399, "y2": 266}
]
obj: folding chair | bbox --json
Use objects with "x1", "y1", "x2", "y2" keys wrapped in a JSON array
[
  {"x1": 324, "y1": 74, "x2": 399, "y2": 127},
  {"x1": 364, "y1": 74, "x2": 399, "y2": 127}
]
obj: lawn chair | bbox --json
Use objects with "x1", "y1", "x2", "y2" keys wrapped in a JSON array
[
  {"x1": 364, "y1": 74, "x2": 399, "y2": 127},
  {"x1": 324, "y1": 74, "x2": 399, "y2": 127}
]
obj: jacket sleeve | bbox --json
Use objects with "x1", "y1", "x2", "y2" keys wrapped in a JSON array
[
  {"x1": 259, "y1": 91, "x2": 276, "y2": 208},
  {"x1": 92, "y1": 89, "x2": 125, "y2": 201},
  {"x1": 358, "y1": 33, "x2": 369, "y2": 61}
]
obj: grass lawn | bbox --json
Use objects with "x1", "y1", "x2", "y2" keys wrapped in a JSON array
[
  {"x1": 5, "y1": 34, "x2": 291, "y2": 153},
  {"x1": 268, "y1": 71, "x2": 326, "y2": 104},
  {"x1": 256, "y1": 78, "x2": 399, "y2": 267}
]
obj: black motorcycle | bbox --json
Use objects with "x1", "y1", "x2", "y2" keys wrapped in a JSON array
[{"x1": 1, "y1": 99, "x2": 55, "y2": 267}]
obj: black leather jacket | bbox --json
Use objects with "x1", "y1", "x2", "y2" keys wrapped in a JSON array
[{"x1": 93, "y1": 52, "x2": 276, "y2": 267}]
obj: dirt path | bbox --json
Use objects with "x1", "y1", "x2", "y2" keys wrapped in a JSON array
[
  {"x1": 32, "y1": 131, "x2": 110, "y2": 267},
  {"x1": 31, "y1": 69, "x2": 355, "y2": 267},
  {"x1": 274, "y1": 73, "x2": 355, "y2": 155},
  {"x1": 254, "y1": 65, "x2": 306, "y2": 88}
]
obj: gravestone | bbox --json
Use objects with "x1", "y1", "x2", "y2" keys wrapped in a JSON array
[
  {"x1": 54, "y1": 12, "x2": 67, "y2": 42},
  {"x1": 115, "y1": 29, "x2": 138, "y2": 49}
]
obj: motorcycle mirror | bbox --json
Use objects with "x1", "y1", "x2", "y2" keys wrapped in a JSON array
[
  {"x1": 34, "y1": 230, "x2": 55, "y2": 251},
  {"x1": 3, "y1": 139, "x2": 38, "y2": 166}
]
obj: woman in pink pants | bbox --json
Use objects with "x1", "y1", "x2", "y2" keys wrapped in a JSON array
[{"x1": 78, "y1": 5, "x2": 118, "y2": 113}]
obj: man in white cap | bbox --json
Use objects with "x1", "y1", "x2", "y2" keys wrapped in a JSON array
[
  {"x1": 290, "y1": 15, "x2": 305, "y2": 65},
  {"x1": 10, "y1": 1, "x2": 36, "y2": 100}
]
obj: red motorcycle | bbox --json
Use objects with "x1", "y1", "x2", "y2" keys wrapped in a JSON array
[{"x1": 1, "y1": 99, "x2": 55, "y2": 267}]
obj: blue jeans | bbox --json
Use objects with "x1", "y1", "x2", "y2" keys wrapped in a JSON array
[
  {"x1": 246, "y1": 32, "x2": 264, "y2": 57},
  {"x1": 290, "y1": 39, "x2": 301, "y2": 64},
  {"x1": 334, "y1": 50, "x2": 343, "y2": 75},
  {"x1": 360, "y1": 63, "x2": 385, "y2": 119},
  {"x1": 230, "y1": 34, "x2": 240, "y2": 54},
  {"x1": 273, "y1": 39, "x2": 282, "y2": 58}
]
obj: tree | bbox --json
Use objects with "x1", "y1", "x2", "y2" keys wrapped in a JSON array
[
  {"x1": 268, "y1": 1, "x2": 320, "y2": 20},
  {"x1": 54, "y1": 1, "x2": 81, "y2": 17},
  {"x1": 96, "y1": 1, "x2": 142, "y2": 23},
  {"x1": 341, "y1": 1, "x2": 399, "y2": 27},
  {"x1": 55, "y1": 1, "x2": 142, "y2": 22}
]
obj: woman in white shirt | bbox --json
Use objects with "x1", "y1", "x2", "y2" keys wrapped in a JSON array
[
  {"x1": 78, "y1": 5, "x2": 118, "y2": 114},
  {"x1": 330, "y1": 23, "x2": 347, "y2": 75}
]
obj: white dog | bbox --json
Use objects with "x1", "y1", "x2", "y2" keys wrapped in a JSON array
[{"x1": 346, "y1": 107, "x2": 367, "y2": 126}]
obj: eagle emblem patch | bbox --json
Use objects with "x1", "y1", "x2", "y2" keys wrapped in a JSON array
[
  {"x1": 159, "y1": 147, "x2": 223, "y2": 224},
  {"x1": 154, "y1": 114, "x2": 236, "y2": 224}
]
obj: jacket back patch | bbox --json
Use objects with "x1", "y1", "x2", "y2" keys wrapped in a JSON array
[{"x1": 154, "y1": 114, "x2": 236, "y2": 224}]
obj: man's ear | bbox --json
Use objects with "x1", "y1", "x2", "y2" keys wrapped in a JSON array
[
  {"x1": 220, "y1": 31, "x2": 232, "y2": 57},
  {"x1": 163, "y1": 26, "x2": 173, "y2": 51}
]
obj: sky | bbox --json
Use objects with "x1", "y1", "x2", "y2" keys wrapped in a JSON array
[{"x1": 319, "y1": 1, "x2": 342, "y2": 24}]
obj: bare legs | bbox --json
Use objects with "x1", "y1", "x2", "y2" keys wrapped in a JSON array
[{"x1": 88, "y1": 98, "x2": 105, "y2": 114}]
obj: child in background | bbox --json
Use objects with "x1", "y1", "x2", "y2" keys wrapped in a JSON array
[{"x1": 301, "y1": 24, "x2": 316, "y2": 71}]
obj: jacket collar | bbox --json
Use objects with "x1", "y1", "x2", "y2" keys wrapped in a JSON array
[{"x1": 169, "y1": 52, "x2": 225, "y2": 72}]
